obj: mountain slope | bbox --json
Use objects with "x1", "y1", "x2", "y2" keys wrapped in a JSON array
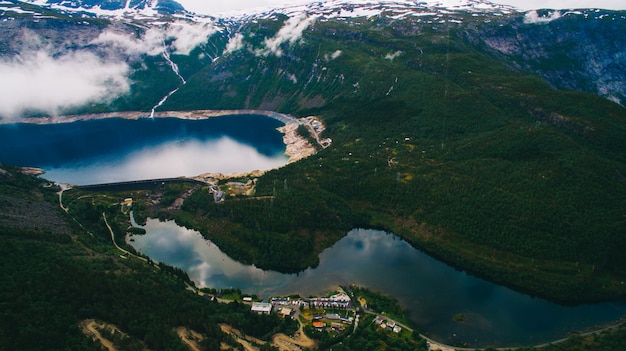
[
  {"x1": 165, "y1": 2, "x2": 626, "y2": 303},
  {"x1": 466, "y1": 9, "x2": 626, "y2": 106}
]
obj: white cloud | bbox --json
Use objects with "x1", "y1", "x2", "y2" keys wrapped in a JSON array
[
  {"x1": 0, "y1": 50, "x2": 129, "y2": 119},
  {"x1": 91, "y1": 29, "x2": 164, "y2": 56},
  {"x1": 225, "y1": 33, "x2": 245, "y2": 54},
  {"x1": 91, "y1": 20, "x2": 217, "y2": 57},
  {"x1": 168, "y1": 21, "x2": 219, "y2": 55},
  {"x1": 257, "y1": 14, "x2": 318, "y2": 57},
  {"x1": 524, "y1": 10, "x2": 562, "y2": 23}
]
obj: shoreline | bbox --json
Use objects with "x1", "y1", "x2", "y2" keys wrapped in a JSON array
[
  {"x1": 0, "y1": 109, "x2": 301, "y2": 125},
  {"x1": 3, "y1": 109, "x2": 320, "y2": 181}
]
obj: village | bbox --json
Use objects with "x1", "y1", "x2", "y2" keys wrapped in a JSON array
[
  {"x1": 249, "y1": 291, "x2": 358, "y2": 332},
  {"x1": 200, "y1": 286, "x2": 417, "y2": 351}
]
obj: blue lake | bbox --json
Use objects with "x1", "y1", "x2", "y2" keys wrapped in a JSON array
[
  {"x1": 0, "y1": 115, "x2": 287, "y2": 184},
  {"x1": 129, "y1": 219, "x2": 626, "y2": 348}
]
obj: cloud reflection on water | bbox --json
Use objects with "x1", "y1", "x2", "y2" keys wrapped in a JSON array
[
  {"x1": 44, "y1": 136, "x2": 287, "y2": 185},
  {"x1": 130, "y1": 218, "x2": 295, "y2": 294},
  {"x1": 129, "y1": 221, "x2": 626, "y2": 347}
]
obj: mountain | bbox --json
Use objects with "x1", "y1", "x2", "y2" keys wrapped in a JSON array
[
  {"x1": 3, "y1": 1, "x2": 624, "y2": 110},
  {"x1": 23, "y1": 0, "x2": 185, "y2": 15},
  {"x1": 1, "y1": 0, "x2": 626, "y2": 302},
  {"x1": 466, "y1": 9, "x2": 626, "y2": 105}
]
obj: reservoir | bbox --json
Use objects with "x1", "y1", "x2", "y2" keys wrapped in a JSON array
[
  {"x1": 0, "y1": 115, "x2": 287, "y2": 185},
  {"x1": 129, "y1": 219, "x2": 626, "y2": 348}
]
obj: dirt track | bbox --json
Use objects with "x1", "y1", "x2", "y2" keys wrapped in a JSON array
[
  {"x1": 219, "y1": 324, "x2": 263, "y2": 351},
  {"x1": 80, "y1": 320, "x2": 119, "y2": 351},
  {"x1": 175, "y1": 327, "x2": 204, "y2": 351}
]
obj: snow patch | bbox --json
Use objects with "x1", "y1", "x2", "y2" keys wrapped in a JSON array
[
  {"x1": 325, "y1": 50, "x2": 343, "y2": 61},
  {"x1": 384, "y1": 51, "x2": 403, "y2": 61},
  {"x1": 0, "y1": 5, "x2": 37, "y2": 14}
]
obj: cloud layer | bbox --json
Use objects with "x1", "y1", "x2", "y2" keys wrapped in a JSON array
[
  {"x1": 92, "y1": 21, "x2": 218, "y2": 57},
  {"x1": 0, "y1": 20, "x2": 218, "y2": 119},
  {"x1": 0, "y1": 50, "x2": 129, "y2": 118}
]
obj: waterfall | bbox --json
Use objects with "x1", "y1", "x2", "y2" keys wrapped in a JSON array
[{"x1": 149, "y1": 46, "x2": 186, "y2": 118}]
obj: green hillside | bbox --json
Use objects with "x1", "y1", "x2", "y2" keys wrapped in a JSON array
[
  {"x1": 158, "y1": 13, "x2": 626, "y2": 303},
  {"x1": 0, "y1": 166, "x2": 297, "y2": 350}
]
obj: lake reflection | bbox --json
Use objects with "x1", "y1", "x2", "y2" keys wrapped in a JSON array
[
  {"x1": 130, "y1": 218, "x2": 298, "y2": 295},
  {"x1": 44, "y1": 136, "x2": 287, "y2": 184},
  {"x1": 129, "y1": 220, "x2": 626, "y2": 347},
  {"x1": 0, "y1": 116, "x2": 287, "y2": 185}
]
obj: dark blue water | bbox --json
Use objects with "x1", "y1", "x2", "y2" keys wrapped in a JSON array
[
  {"x1": 129, "y1": 221, "x2": 626, "y2": 348},
  {"x1": 0, "y1": 116, "x2": 287, "y2": 184}
]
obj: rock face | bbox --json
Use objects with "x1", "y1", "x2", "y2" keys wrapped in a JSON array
[{"x1": 466, "y1": 10, "x2": 626, "y2": 106}]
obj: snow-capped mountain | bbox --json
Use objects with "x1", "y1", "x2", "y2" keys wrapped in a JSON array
[
  {"x1": 22, "y1": 0, "x2": 185, "y2": 16},
  {"x1": 216, "y1": 0, "x2": 515, "y2": 21},
  {"x1": 18, "y1": 0, "x2": 515, "y2": 18},
  {"x1": 1, "y1": 0, "x2": 624, "y2": 118}
]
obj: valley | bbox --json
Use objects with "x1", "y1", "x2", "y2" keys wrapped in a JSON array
[{"x1": 1, "y1": 0, "x2": 626, "y2": 349}]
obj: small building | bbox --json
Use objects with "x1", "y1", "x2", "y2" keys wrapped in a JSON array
[
  {"x1": 242, "y1": 297, "x2": 253, "y2": 302},
  {"x1": 251, "y1": 302, "x2": 272, "y2": 315},
  {"x1": 312, "y1": 321, "x2": 325, "y2": 329},
  {"x1": 393, "y1": 325, "x2": 402, "y2": 333},
  {"x1": 214, "y1": 190, "x2": 225, "y2": 203},
  {"x1": 325, "y1": 313, "x2": 341, "y2": 320},
  {"x1": 331, "y1": 322, "x2": 345, "y2": 331},
  {"x1": 278, "y1": 307, "x2": 293, "y2": 318},
  {"x1": 330, "y1": 292, "x2": 351, "y2": 303}
]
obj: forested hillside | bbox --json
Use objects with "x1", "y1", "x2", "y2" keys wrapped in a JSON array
[
  {"x1": 160, "y1": 10, "x2": 626, "y2": 303},
  {"x1": 0, "y1": 166, "x2": 296, "y2": 350},
  {"x1": 2, "y1": 0, "x2": 626, "y2": 307}
]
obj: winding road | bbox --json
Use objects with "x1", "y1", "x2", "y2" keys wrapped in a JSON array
[{"x1": 102, "y1": 212, "x2": 147, "y2": 262}]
